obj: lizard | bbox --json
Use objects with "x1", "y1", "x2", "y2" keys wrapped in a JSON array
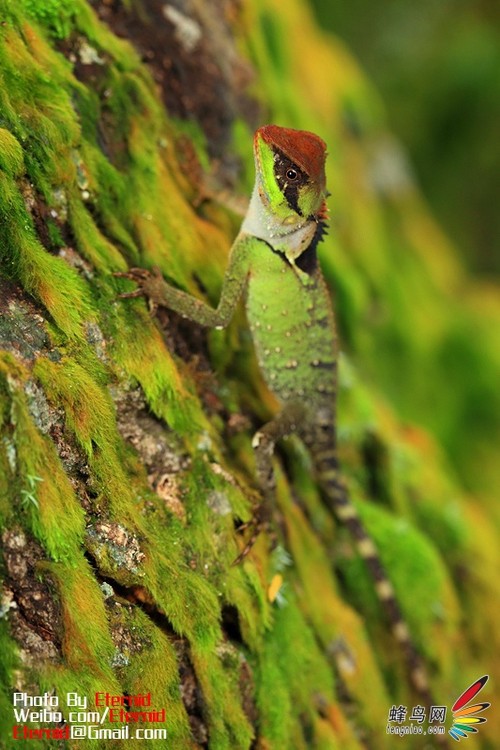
[{"x1": 115, "y1": 124, "x2": 432, "y2": 704}]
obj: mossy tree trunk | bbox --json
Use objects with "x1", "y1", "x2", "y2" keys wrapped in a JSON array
[{"x1": 1, "y1": 1, "x2": 499, "y2": 749}]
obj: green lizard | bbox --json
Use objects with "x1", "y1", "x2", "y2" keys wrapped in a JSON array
[{"x1": 116, "y1": 124, "x2": 431, "y2": 702}]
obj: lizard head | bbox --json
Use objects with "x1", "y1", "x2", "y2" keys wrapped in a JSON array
[{"x1": 254, "y1": 125, "x2": 328, "y2": 223}]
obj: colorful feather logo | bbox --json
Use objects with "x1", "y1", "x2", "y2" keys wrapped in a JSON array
[{"x1": 449, "y1": 675, "x2": 490, "y2": 741}]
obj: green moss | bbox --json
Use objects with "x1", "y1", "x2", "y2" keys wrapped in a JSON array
[
  {"x1": 109, "y1": 304, "x2": 205, "y2": 435},
  {"x1": 146, "y1": 551, "x2": 221, "y2": 647},
  {"x1": 171, "y1": 116, "x2": 211, "y2": 173},
  {"x1": 0, "y1": 390, "x2": 15, "y2": 524},
  {"x1": 69, "y1": 194, "x2": 129, "y2": 272},
  {"x1": 0, "y1": 128, "x2": 24, "y2": 175},
  {"x1": 33, "y1": 356, "x2": 145, "y2": 524},
  {"x1": 0, "y1": 621, "x2": 20, "y2": 746},
  {"x1": 1, "y1": 0, "x2": 499, "y2": 745},
  {"x1": 41, "y1": 561, "x2": 124, "y2": 750},
  {"x1": 13, "y1": 395, "x2": 86, "y2": 560},
  {"x1": 0, "y1": 357, "x2": 84, "y2": 558},
  {"x1": 191, "y1": 644, "x2": 254, "y2": 749},
  {"x1": 18, "y1": 0, "x2": 76, "y2": 38},
  {"x1": 277, "y1": 476, "x2": 391, "y2": 746},
  {"x1": 257, "y1": 596, "x2": 340, "y2": 749},
  {"x1": 119, "y1": 607, "x2": 193, "y2": 749},
  {"x1": 52, "y1": 558, "x2": 116, "y2": 665},
  {"x1": 0, "y1": 173, "x2": 93, "y2": 338},
  {"x1": 338, "y1": 497, "x2": 460, "y2": 669}
]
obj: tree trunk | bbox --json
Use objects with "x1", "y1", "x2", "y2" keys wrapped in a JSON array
[{"x1": 1, "y1": 1, "x2": 499, "y2": 748}]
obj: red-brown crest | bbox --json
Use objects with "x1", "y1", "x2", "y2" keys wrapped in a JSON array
[{"x1": 256, "y1": 125, "x2": 327, "y2": 188}]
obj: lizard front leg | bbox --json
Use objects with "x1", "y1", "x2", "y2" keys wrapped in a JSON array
[
  {"x1": 114, "y1": 266, "x2": 168, "y2": 314},
  {"x1": 114, "y1": 236, "x2": 251, "y2": 328},
  {"x1": 234, "y1": 401, "x2": 307, "y2": 564}
]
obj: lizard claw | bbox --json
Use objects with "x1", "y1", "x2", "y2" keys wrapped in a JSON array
[
  {"x1": 116, "y1": 288, "x2": 146, "y2": 299},
  {"x1": 114, "y1": 267, "x2": 151, "y2": 280},
  {"x1": 232, "y1": 504, "x2": 274, "y2": 565},
  {"x1": 232, "y1": 531, "x2": 261, "y2": 566},
  {"x1": 113, "y1": 266, "x2": 164, "y2": 313}
]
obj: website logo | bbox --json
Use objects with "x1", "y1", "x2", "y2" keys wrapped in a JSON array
[{"x1": 449, "y1": 675, "x2": 490, "y2": 742}]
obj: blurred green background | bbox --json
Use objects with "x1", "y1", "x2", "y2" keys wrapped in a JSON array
[{"x1": 311, "y1": 0, "x2": 500, "y2": 275}]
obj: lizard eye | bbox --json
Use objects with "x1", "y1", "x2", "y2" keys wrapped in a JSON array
[{"x1": 286, "y1": 168, "x2": 298, "y2": 180}]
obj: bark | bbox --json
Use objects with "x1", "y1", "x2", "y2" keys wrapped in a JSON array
[{"x1": 1, "y1": 1, "x2": 499, "y2": 748}]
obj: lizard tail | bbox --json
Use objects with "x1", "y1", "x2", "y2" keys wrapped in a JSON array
[{"x1": 313, "y1": 446, "x2": 433, "y2": 706}]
